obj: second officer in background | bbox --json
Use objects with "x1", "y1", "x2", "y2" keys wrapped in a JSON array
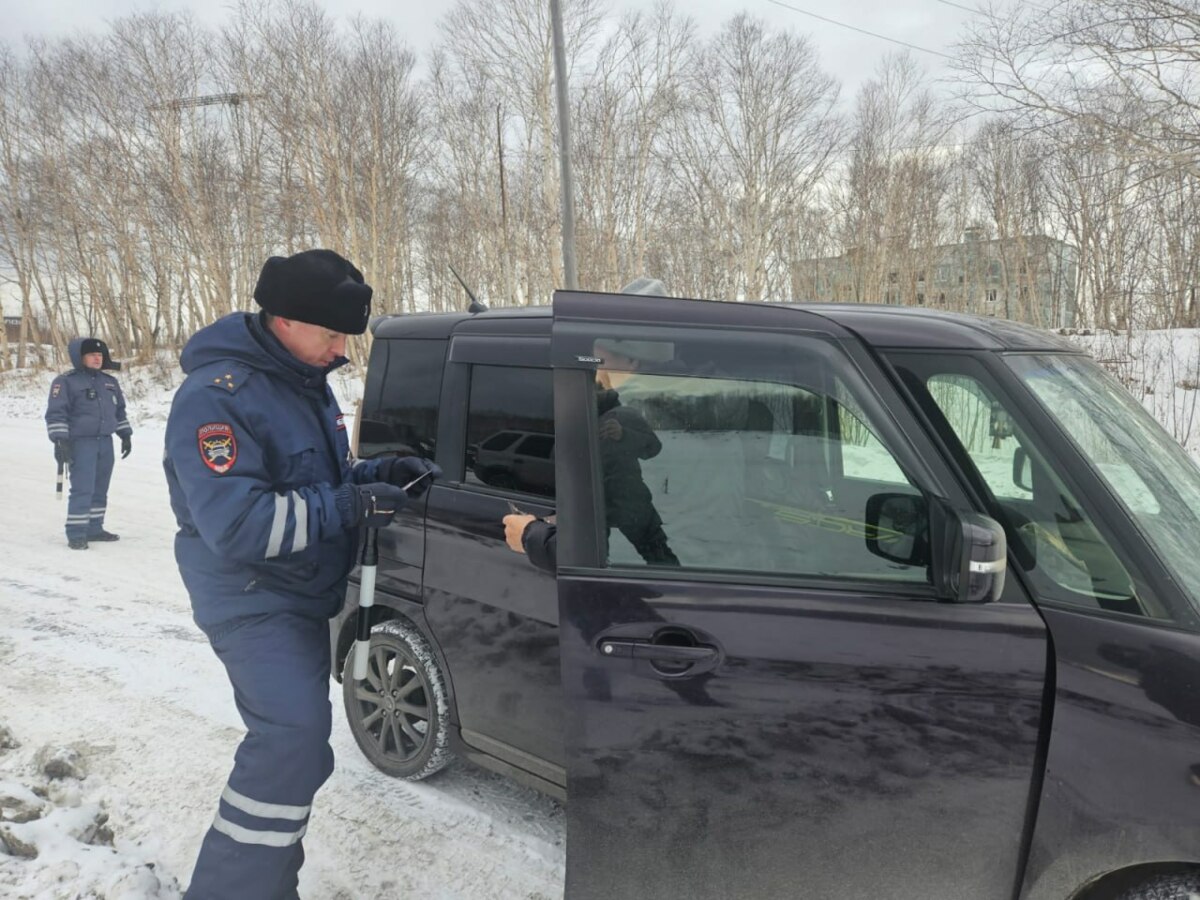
[{"x1": 44, "y1": 336, "x2": 132, "y2": 549}]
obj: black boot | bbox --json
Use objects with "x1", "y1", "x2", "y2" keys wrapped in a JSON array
[
  {"x1": 88, "y1": 529, "x2": 120, "y2": 542},
  {"x1": 68, "y1": 537, "x2": 89, "y2": 550}
]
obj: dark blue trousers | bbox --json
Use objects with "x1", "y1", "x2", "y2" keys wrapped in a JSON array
[
  {"x1": 184, "y1": 613, "x2": 335, "y2": 900},
  {"x1": 65, "y1": 435, "x2": 114, "y2": 540}
]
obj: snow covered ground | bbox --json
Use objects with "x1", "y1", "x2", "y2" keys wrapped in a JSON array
[{"x1": 0, "y1": 363, "x2": 565, "y2": 899}]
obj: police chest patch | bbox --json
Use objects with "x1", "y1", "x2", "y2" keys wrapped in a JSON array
[{"x1": 197, "y1": 423, "x2": 237, "y2": 474}]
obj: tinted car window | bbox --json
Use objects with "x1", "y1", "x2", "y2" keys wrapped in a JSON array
[
  {"x1": 359, "y1": 339, "x2": 445, "y2": 459},
  {"x1": 586, "y1": 333, "x2": 926, "y2": 582},
  {"x1": 464, "y1": 365, "x2": 555, "y2": 499}
]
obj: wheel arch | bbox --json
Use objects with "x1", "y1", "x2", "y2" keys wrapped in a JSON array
[
  {"x1": 1069, "y1": 863, "x2": 1200, "y2": 900},
  {"x1": 334, "y1": 590, "x2": 461, "y2": 726}
]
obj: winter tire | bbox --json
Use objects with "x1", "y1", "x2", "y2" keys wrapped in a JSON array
[
  {"x1": 343, "y1": 619, "x2": 452, "y2": 780},
  {"x1": 1116, "y1": 872, "x2": 1200, "y2": 900}
]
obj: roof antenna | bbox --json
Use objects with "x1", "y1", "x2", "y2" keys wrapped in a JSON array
[{"x1": 449, "y1": 264, "x2": 488, "y2": 314}]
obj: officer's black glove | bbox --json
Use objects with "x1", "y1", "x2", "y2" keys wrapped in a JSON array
[
  {"x1": 348, "y1": 483, "x2": 409, "y2": 528},
  {"x1": 120, "y1": 435, "x2": 132, "y2": 459},
  {"x1": 376, "y1": 456, "x2": 443, "y2": 497},
  {"x1": 53, "y1": 439, "x2": 71, "y2": 465}
]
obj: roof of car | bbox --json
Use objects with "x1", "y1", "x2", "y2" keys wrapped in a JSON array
[
  {"x1": 371, "y1": 296, "x2": 1079, "y2": 352},
  {"x1": 371, "y1": 305, "x2": 549, "y2": 340},
  {"x1": 789, "y1": 303, "x2": 1079, "y2": 351}
]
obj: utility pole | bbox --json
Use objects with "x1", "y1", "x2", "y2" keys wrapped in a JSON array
[
  {"x1": 549, "y1": 0, "x2": 579, "y2": 290},
  {"x1": 497, "y1": 103, "x2": 513, "y2": 303}
]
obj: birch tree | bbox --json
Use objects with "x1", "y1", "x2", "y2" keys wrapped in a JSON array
[
  {"x1": 831, "y1": 54, "x2": 958, "y2": 307},
  {"x1": 667, "y1": 14, "x2": 842, "y2": 301},
  {"x1": 959, "y1": 0, "x2": 1200, "y2": 179}
]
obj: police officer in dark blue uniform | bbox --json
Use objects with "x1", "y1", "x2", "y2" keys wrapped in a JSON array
[
  {"x1": 45, "y1": 336, "x2": 133, "y2": 549},
  {"x1": 163, "y1": 249, "x2": 439, "y2": 900}
]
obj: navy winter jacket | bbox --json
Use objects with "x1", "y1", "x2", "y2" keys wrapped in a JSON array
[
  {"x1": 164, "y1": 313, "x2": 385, "y2": 629},
  {"x1": 45, "y1": 339, "x2": 132, "y2": 443}
]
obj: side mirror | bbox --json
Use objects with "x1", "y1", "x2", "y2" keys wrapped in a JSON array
[
  {"x1": 1012, "y1": 446, "x2": 1033, "y2": 492},
  {"x1": 938, "y1": 507, "x2": 1007, "y2": 603},
  {"x1": 866, "y1": 494, "x2": 1006, "y2": 602},
  {"x1": 865, "y1": 493, "x2": 929, "y2": 567}
]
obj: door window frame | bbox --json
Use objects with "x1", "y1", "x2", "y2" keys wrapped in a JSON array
[{"x1": 552, "y1": 320, "x2": 976, "y2": 600}]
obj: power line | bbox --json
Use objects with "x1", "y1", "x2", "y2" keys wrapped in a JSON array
[
  {"x1": 934, "y1": 0, "x2": 1052, "y2": 13},
  {"x1": 765, "y1": 0, "x2": 956, "y2": 60},
  {"x1": 933, "y1": 0, "x2": 978, "y2": 12},
  {"x1": 938, "y1": 0, "x2": 1056, "y2": 17}
]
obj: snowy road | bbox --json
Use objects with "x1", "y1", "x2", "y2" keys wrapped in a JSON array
[{"x1": 0, "y1": 414, "x2": 565, "y2": 899}]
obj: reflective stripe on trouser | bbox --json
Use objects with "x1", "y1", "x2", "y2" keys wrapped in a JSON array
[
  {"x1": 183, "y1": 612, "x2": 334, "y2": 900},
  {"x1": 65, "y1": 436, "x2": 113, "y2": 540}
]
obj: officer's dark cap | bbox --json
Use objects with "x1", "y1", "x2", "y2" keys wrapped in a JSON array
[
  {"x1": 80, "y1": 338, "x2": 106, "y2": 357},
  {"x1": 253, "y1": 249, "x2": 372, "y2": 336},
  {"x1": 77, "y1": 336, "x2": 120, "y2": 370}
]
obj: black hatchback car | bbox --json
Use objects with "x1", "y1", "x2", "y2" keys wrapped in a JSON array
[{"x1": 333, "y1": 291, "x2": 1200, "y2": 900}]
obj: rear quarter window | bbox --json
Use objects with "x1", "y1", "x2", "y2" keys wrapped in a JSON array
[
  {"x1": 359, "y1": 338, "x2": 446, "y2": 459},
  {"x1": 464, "y1": 365, "x2": 555, "y2": 499}
]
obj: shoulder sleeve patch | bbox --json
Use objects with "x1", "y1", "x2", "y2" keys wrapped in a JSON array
[
  {"x1": 198, "y1": 423, "x2": 238, "y2": 474},
  {"x1": 51, "y1": 381, "x2": 62, "y2": 399}
]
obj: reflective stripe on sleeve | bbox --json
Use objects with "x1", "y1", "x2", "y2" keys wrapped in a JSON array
[
  {"x1": 265, "y1": 493, "x2": 288, "y2": 559},
  {"x1": 211, "y1": 813, "x2": 307, "y2": 848},
  {"x1": 291, "y1": 491, "x2": 308, "y2": 554},
  {"x1": 221, "y1": 785, "x2": 311, "y2": 822}
]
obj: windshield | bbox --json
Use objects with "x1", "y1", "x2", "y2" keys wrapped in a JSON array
[{"x1": 1007, "y1": 353, "x2": 1200, "y2": 615}]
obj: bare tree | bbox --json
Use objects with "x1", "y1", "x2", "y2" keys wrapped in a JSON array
[
  {"x1": 435, "y1": 0, "x2": 606, "y2": 304},
  {"x1": 0, "y1": 44, "x2": 45, "y2": 368},
  {"x1": 572, "y1": 3, "x2": 694, "y2": 291},
  {"x1": 9, "y1": 0, "x2": 1200, "y2": 369},
  {"x1": 958, "y1": 0, "x2": 1200, "y2": 178},
  {"x1": 666, "y1": 14, "x2": 842, "y2": 301},
  {"x1": 829, "y1": 54, "x2": 959, "y2": 308},
  {"x1": 967, "y1": 121, "x2": 1058, "y2": 324}
]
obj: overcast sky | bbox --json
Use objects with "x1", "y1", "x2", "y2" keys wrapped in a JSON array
[{"x1": 1, "y1": 0, "x2": 977, "y2": 101}]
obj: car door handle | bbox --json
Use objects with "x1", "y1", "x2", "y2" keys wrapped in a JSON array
[{"x1": 598, "y1": 639, "x2": 718, "y2": 664}]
